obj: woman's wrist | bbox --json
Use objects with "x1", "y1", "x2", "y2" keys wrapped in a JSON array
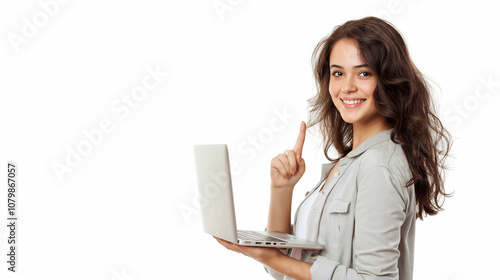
[
  {"x1": 270, "y1": 185, "x2": 294, "y2": 196},
  {"x1": 267, "y1": 187, "x2": 293, "y2": 233}
]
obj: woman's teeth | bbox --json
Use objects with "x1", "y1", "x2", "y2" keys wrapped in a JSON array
[{"x1": 342, "y1": 99, "x2": 365, "y2": 105}]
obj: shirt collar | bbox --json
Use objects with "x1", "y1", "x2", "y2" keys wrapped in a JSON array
[
  {"x1": 320, "y1": 128, "x2": 393, "y2": 179},
  {"x1": 346, "y1": 128, "x2": 393, "y2": 158},
  {"x1": 320, "y1": 163, "x2": 335, "y2": 180}
]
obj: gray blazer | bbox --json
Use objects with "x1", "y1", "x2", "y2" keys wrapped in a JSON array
[{"x1": 265, "y1": 129, "x2": 416, "y2": 280}]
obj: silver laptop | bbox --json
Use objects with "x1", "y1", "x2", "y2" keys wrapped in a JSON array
[{"x1": 193, "y1": 144, "x2": 324, "y2": 250}]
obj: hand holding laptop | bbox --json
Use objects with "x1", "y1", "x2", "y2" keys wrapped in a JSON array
[
  {"x1": 213, "y1": 236, "x2": 283, "y2": 264},
  {"x1": 270, "y1": 121, "x2": 307, "y2": 190}
]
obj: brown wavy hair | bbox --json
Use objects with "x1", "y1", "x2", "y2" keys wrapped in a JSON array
[{"x1": 308, "y1": 17, "x2": 452, "y2": 220}]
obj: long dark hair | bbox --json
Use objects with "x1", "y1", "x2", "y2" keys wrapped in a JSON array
[{"x1": 308, "y1": 16, "x2": 452, "y2": 220}]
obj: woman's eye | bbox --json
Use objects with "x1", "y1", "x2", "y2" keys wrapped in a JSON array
[
  {"x1": 359, "y1": 72, "x2": 370, "y2": 77},
  {"x1": 332, "y1": 71, "x2": 342, "y2": 77}
]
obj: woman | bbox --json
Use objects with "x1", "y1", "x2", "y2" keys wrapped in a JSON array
[{"x1": 215, "y1": 16, "x2": 451, "y2": 280}]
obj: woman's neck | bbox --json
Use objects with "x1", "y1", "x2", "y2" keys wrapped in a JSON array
[{"x1": 352, "y1": 118, "x2": 390, "y2": 150}]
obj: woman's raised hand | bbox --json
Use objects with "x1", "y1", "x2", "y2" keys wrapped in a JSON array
[{"x1": 270, "y1": 121, "x2": 306, "y2": 190}]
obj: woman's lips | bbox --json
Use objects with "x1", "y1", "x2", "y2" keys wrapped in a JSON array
[{"x1": 341, "y1": 98, "x2": 366, "y2": 109}]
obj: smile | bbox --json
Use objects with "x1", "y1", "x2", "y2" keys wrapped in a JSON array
[
  {"x1": 341, "y1": 98, "x2": 366, "y2": 107},
  {"x1": 342, "y1": 99, "x2": 365, "y2": 105}
]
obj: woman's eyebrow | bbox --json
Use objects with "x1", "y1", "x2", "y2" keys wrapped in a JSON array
[{"x1": 330, "y1": 64, "x2": 369, "y2": 69}]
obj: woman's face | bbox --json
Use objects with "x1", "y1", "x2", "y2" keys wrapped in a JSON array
[{"x1": 329, "y1": 38, "x2": 384, "y2": 129}]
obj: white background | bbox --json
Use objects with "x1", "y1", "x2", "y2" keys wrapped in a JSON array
[{"x1": 0, "y1": 0, "x2": 499, "y2": 279}]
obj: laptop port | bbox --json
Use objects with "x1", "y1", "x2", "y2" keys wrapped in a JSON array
[
  {"x1": 266, "y1": 242, "x2": 271, "y2": 245},
  {"x1": 256, "y1": 242, "x2": 262, "y2": 244}
]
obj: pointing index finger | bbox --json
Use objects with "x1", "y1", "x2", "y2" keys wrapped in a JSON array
[{"x1": 293, "y1": 121, "x2": 306, "y2": 158}]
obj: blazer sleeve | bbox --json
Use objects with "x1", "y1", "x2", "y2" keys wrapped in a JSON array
[{"x1": 310, "y1": 165, "x2": 407, "y2": 279}]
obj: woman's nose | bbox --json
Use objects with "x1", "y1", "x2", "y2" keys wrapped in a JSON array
[{"x1": 341, "y1": 77, "x2": 357, "y2": 93}]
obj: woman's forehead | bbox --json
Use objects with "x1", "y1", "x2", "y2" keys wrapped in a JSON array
[{"x1": 329, "y1": 39, "x2": 365, "y2": 67}]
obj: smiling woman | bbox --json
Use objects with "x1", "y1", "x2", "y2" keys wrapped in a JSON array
[
  {"x1": 309, "y1": 17, "x2": 452, "y2": 219},
  {"x1": 215, "y1": 16, "x2": 452, "y2": 280}
]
